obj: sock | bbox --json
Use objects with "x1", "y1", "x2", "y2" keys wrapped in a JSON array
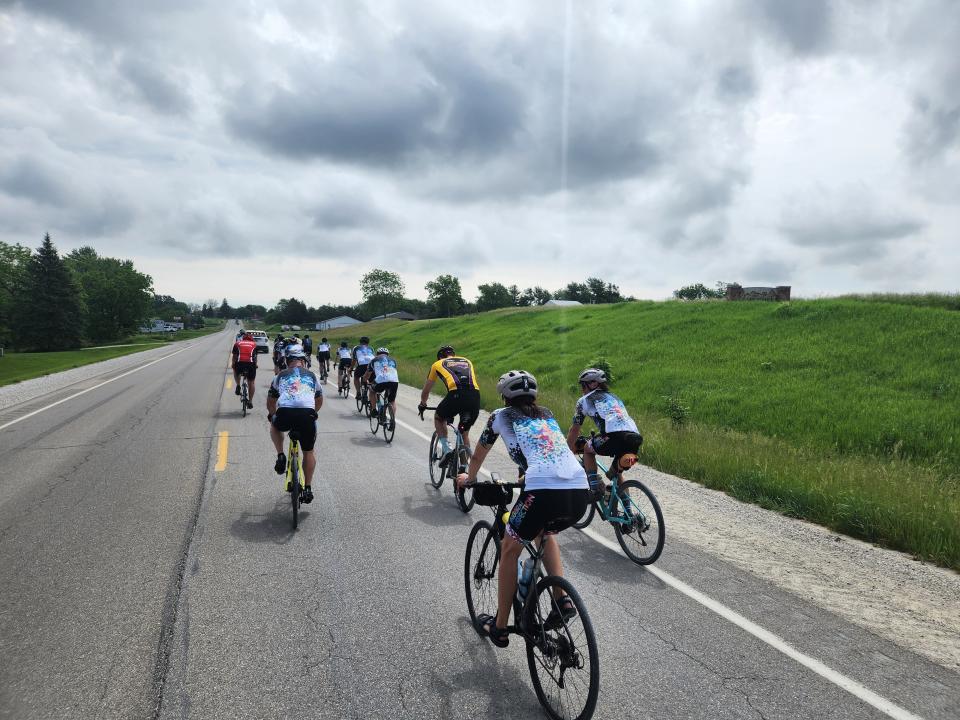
[
  {"x1": 439, "y1": 437, "x2": 450, "y2": 454},
  {"x1": 587, "y1": 473, "x2": 601, "y2": 491}
]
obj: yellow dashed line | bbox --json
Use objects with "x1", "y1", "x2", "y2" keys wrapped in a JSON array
[
  {"x1": 215, "y1": 431, "x2": 229, "y2": 471},
  {"x1": 225, "y1": 377, "x2": 233, "y2": 389}
]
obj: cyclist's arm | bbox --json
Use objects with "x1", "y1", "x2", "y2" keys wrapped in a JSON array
[
  {"x1": 419, "y1": 378, "x2": 436, "y2": 407},
  {"x1": 566, "y1": 423, "x2": 583, "y2": 453},
  {"x1": 363, "y1": 367, "x2": 373, "y2": 383},
  {"x1": 266, "y1": 395, "x2": 278, "y2": 415},
  {"x1": 459, "y1": 441, "x2": 493, "y2": 486}
]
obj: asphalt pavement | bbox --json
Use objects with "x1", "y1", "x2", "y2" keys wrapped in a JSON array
[{"x1": 1, "y1": 327, "x2": 958, "y2": 720}]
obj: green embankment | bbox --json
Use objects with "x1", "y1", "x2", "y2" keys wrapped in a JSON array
[
  {"x1": 0, "y1": 322, "x2": 225, "y2": 387},
  {"x1": 323, "y1": 300, "x2": 960, "y2": 570}
]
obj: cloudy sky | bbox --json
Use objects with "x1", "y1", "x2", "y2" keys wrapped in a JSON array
[{"x1": 1, "y1": 0, "x2": 958, "y2": 307}]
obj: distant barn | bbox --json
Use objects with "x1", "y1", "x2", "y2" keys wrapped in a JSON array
[
  {"x1": 544, "y1": 299, "x2": 582, "y2": 307},
  {"x1": 315, "y1": 315, "x2": 362, "y2": 330},
  {"x1": 726, "y1": 286, "x2": 791, "y2": 301}
]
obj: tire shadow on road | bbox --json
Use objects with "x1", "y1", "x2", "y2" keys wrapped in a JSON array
[
  {"x1": 228, "y1": 497, "x2": 306, "y2": 545},
  {"x1": 401, "y1": 491, "x2": 476, "y2": 529},
  {"x1": 560, "y1": 531, "x2": 669, "y2": 591}
]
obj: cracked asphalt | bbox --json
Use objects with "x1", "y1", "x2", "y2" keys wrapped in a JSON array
[{"x1": 1, "y1": 326, "x2": 958, "y2": 720}]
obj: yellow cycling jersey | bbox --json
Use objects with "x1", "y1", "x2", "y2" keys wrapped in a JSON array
[{"x1": 428, "y1": 356, "x2": 480, "y2": 392}]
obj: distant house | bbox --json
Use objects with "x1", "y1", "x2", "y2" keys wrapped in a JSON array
[
  {"x1": 544, "y1": 299, "x2": 582, "y2": 307},
  {"x1": 373, "y1": 311, "x2": 417, "y2": 321},
  {"x1": 315, "y1": 315, "x2": 362, "y2": 330}
]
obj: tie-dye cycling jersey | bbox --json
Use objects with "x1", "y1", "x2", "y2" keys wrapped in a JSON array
[
  {"x1": 268, "y1": 367, "x2": 323, "y2": 409},
  {"x1": 353, "y1": 345, "x2": 375, "y2": 365},
  {"x1": 479, "y1": 407, "x2": 588, "y2": 491},
  {"x1": 370, "y1": 356, "x2": 399, "y2": 383},
  {"x1": 572, "y1": 390, "x2": 638, "y2": 434}
]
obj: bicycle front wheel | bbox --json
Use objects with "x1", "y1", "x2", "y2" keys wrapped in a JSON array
[
  {"x1": 524, "y1": 576, "x2": 600, "y2": 720},
  {"x1": 428, "y1": 432, "x2": 444, "y2": 488},
  {"x1": 613, "y1": 480, "x2": 665, "y2": 565},
  {"x1": 382, "y1": 405, "x2": 395, "y2": 443},
  {"x1": 464, "y1": 520, "x2": 500, "y2": 632}
]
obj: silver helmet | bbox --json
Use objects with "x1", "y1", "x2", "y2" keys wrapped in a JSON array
[
  {"x1": 497, "y1": 370, "x2": 538, "y2": 399},
  {"x1": 285, "y1": 344, "x2": 306, "y2": 359},
  {"x1": 578, "y1": 368, "x2": 607, "y2": 384},
  {"x1": 376, "y1": 347, "x2": 390, "y2": 355}
]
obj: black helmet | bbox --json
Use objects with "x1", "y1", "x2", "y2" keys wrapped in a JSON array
[
  {"x1": 360, "y1": 336, "x2": 369, "y2": 344},
  {"x1": 321, "y1": 337, "x2": 328, "y2": 342},
  {"x1": 437, "y1": 345, "x2": 455, "y2": 360},
  {"x1": 340, "y1": 341, "x2": 348, "y2": 348}
]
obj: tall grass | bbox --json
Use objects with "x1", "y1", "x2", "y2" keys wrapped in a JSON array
[{"x1": 323, "y1": 300, "x2": 960, "y2": 569}]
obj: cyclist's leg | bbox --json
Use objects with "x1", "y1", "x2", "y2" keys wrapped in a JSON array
[
  {"x1": 434, "y1": 393, "x2": 456, "y2": 452},
  {"x1": 495, "y1": 532, "x2": 523, "y2": 632},
  {"x1": 368, "y1": 382, "x2": 377, "y2": 410},
  {"x1": 303, "y1": 449, "x2": 316, "y2": 485}
]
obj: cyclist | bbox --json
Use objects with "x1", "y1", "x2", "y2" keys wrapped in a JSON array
[
  {"x1": 230, "y1": 331, "x2": 258, "y2": 409},
  {"x1": 302, "y1": 334, "x2": 313, "y2": 368},
  {"x1": 418, "y1": 345, "x2": 481, "y2": 466},
  {"x1": 352, "y1": 336, "x2": 375, "y2": 397},
  {"x1": 566, "y1": 367, "x2": 642, "y2": 498},
  {"x1": 336, "y1": 341, "x2": 353, "y2": 388},
  {"x1": 363, "y1": 347, "x2": 399, "y2": 430},
  {"x1": 316, "y1": 337, "x2": 331, "y2": 375},
  {"x1": 457, "y1": 370, "x2": 589, "y2": 647},
  {"x1": 272, "y1": 335, "x2": 286, "y2": 375},
  {"x1": 266, "y1": 344, "x2": 323, "y2": 504}
]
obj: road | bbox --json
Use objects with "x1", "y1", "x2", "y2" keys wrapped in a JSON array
[{"x1": 0, "y1": 327, "x2": 957, "y2": 720}]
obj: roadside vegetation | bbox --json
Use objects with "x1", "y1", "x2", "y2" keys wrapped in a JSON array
[{"x1": 324, "y1": 299, "x2": 960, "y2": 570}]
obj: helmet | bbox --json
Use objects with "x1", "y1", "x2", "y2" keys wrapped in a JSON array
[
  {"x1": 437, "y1": 345, "x2": 455, "y2": 360},
  {"x1": 243, "y1": 332, "x2": 253, "y2": 340},
  {"x1": 340, "y1": 341, "x2": 348, "y2": 348},
  {"x1": 360, "y1": 336, "x2": 369, "y2": 344},
  {"x1": 376, "y1": 347, "x2": 389, "y2": 355},
  {"x1": 286, "y1": 344, "x2": 306, "y2": 359},
  {"x1": 321, "y1": 337, "x2": 327, "y2": 342},
  {"x1": 578, "y1": 368, "x2": 607, "y2": 385},
  {"x1": 497, "y1": 370, "x2": 538, "y2": 399}
]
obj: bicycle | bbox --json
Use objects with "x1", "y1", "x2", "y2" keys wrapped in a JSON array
[
  {"x1": 368, "y1": 389, "x2": 396, "y2": 443},
  {"x1": 419, "y1": 405, "x2": 473, "y2": 512},
  {"x1": 356, "y1": 377, "x2": 371, "y2": 416},
  {"x1": 318, "y1": 357, "x2": 328, "y2": 383},
  {"x1": 572, "y1": 436, "x2": 664, "y2": 565},
  {"x1": 337, "y1": 366, "x2": 350, "y2": 398},
  {"x1": 239, "y1": 375, "x2": 249, "y2": 417},
  {"x1": 464, "y1": 475, "x2": 600, "y2": 720},
  {"x1": 285, "y1": 430, "x2": 306, "y2": 530}
]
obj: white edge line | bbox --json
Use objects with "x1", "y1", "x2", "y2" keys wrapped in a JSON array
[
  {"x1": 0, "y1": 343, "x2": 198, "y2": 432},
  {"x1": 393, "y1": 413, "x2": 925, "y2": 720}
]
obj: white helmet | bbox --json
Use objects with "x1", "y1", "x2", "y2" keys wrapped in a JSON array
[
  {"x1": 286, "y1": 344, "x2": 306, "y2": 359},
  {"x1": 497, "y1": 370, "x2": 538, "y2": 399},
  {"x1": 578, "y1": 368, "x2": 607, "y2": 384},
  {"x1": 376, "y1": 347, "x2": 390, "y2": 355}
]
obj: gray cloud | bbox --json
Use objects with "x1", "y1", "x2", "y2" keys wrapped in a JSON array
[
  {"x1": 312, "y1": 194, "x2": 394, "y2": 231},
  {"x1": 118, "y1": 56, "x2": 193, "y2": 116},
  {"x1": 751, "y1": 0, "x2": 832, "y2": 55},
  {"x1": 0, "y1": 156, "x2": 70, "y2": 205},
  {"x1": 744, "y1": 258, "x2": 795, "y2": 283},
  {"x1": 716, "y1": 65, "x2": 757, "y2": 100}
]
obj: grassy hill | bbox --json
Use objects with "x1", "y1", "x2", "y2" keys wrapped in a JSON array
[{"x1": 323, "y1": 299, "x2": 960, "y2": 570}]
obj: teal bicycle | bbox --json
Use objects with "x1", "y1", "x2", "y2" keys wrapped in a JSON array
[
  {"x1": 572, "y1": 439, "x2": 665, "y2": 565},
  {"x1": 419, "y1": 405, "x2": 473, "y2": 512},
  {"x1": 464, "y1": 474, "x2": 600, "y2": 720}
]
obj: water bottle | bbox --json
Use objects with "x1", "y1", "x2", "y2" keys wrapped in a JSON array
[{"x1": 516, "y1": 557, "x2": 535, "y2": 603}]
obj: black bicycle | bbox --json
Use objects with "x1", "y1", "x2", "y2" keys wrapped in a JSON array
[
  {"x1": 318, "y1": 356, "x2": 328, "y2": 383},
  {"x1": 239, "y1": 375, "x2": 249, "y2": 417},
  {"x1": 369, "y1": 389, "x2": 396, "y2": 443},
  {"x1": 419, "y1": 405, "x2": 473, "y2": 512},
  {"x1": 337, "y1": 365, "x2": 351, "y2": 398},
  {"x1": 464, "y1": 475, "x2": 600, "y2": 720},
  {"x1": 356, "y1": 377, "x2": 371, "y2": 416}
]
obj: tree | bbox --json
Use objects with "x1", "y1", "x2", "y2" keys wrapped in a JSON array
[
  {"x1": 13, "y1": 234, "x2": 84, "y2": 350},
  {"x1": 476, "y1": 282, "x2": 514, "y2": 312},
  {"x1": 0, "y1": 240, "x2": 31, "y2": 347},
  {"x1": 360, "y1": 269, "x2": 405, "y2": 319},
  {"x1": 218, "y1": 298, "x2": 234, "y2": 318},
  {"x1": 673, "y1": 283, "x2": 723, "y2": 300},
  {"x1": 425, "y1": 274, "x2": 465, "y2": 317},
  {"x1": 66, "y1": 247, "x2": 153, "y2": 343},
  {"x1": 520, "y1": 286, "x2": 552, "y2": 306},
  {"x1": 585, "y1": 277, "x2": 624, "y2": 304}
]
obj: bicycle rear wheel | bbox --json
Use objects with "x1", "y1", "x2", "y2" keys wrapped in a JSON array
[
  {"x1": 571, "y1": 501, "x2": 595, "y2": 530},
  {"x1": 369, "y1": 402, "x2": 380, "y2": 434},
  {"x1": 524, "y1": 576, "x2": 599, "y2": 720},
  {"x1": 241, "y1": 382, "x2": 248, "y2": 417},
  {"x1": 428, "y1": 432, "x2": 444, "y2": 488},
  {"x1": 290, "y1": 450, "x2": 300, "y2": 531},
  {"x1": 613, "y1": 480, "x2": 665, "y2": 565},
  {"x1": 453, "y1": 444, "x2": 474, "y2": 512},
  {"x1": 464, "y1": 520, "x2": 500, "y2": 632},
  {"x1": 356, "y1": 389, "x2": 364, "y2": 413},
  {"x1": 382, "y1": 404, "x2": 395, "y2": 443}
]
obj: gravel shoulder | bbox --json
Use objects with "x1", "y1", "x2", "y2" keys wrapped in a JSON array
[{"x1": 398, "y1": 382, "x2": 960, "y2": 672}]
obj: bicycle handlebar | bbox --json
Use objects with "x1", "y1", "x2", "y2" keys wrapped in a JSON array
[{"x1": 418, "y1": 405, "x2": 439, "y2": 420}]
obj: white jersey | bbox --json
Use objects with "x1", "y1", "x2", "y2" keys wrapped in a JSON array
[
  {"x1": 317, "y1": 343, "x2": 330, "y2": 352},
  {"x1": 337, "y1": 347, "x2": 352, "y2": 360},
  {"x1": 479, "y1": 407, "x2": 588, "y2": 491},
  {"x1": 370, "y1": 355, "x2": 399, "y2": 383},
  {"x1": 573, "y1": 390, "x2": 638, "y2": 434}
]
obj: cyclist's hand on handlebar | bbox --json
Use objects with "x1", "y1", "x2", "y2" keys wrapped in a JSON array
[
  {"x1": 267, "y1": 413, "x2": 274, "y2": 423},
  {"x1": 456, "y1": 472, "x2": 469, "y2": 489},
  {"x1": 417, "y1": 403, "x2": 428, "y2": 419},
  {"x1": 574, "y1": 435, "x2": 588, "y2": 451}
]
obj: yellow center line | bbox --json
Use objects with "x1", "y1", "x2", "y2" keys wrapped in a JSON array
[
  {"x1": 215, "y1": 431, "x2": 229, "y2": 471},
  {"x1": 225, "y1": 377, "x2": 233, "y2": 389}
]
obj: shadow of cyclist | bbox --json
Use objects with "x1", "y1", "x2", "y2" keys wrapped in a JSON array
[{"x1": 229, "y1": 497, "x2": 308, "y2": 545}]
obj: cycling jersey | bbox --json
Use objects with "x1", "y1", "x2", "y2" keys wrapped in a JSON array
[
  {"x1": 427, "y1": 356, "x2": 479, "y2": 392},
  {"x1": 317, "y1": 343, "x2": 331, "y2": 353},
  {"x1": 302, "y1": 338, "x2": 313, "y2": 353},
  {"x1": 353, "y1": 344, "x2": 375, "y2": 365},
  {"x1": 232, "y1": 339, "x2": 257, "y2": 364},
  {"x1": 480, "y1": 407, "x2": 588, "y2": 491},
  {"x1": 573, "y1": 390, "x2": 638, "y2": 434},
  {"x1": 369, "y1": 355, "x2": 399, "y2": 383},
  {"x1": 336, "y1": 347, "x2": 352, "y2": 360},
  {"x1": 268, "y1": 367, "x2": 323, "y2": 409}
]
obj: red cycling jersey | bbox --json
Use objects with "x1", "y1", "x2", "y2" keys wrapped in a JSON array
[{"x1": 232, "y1": 339, "x2": 257, "y2": 364}]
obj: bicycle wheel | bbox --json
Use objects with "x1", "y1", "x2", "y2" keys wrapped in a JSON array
[
  {"x1": 571, "y1": 501, "x2": 596, "y2": 530},
  {"x1": 464, "y1": 520, "x2": 500, "y2": 632},
  {"x1": 369, "y1": 402, "x2": 380, "y2": 434},
  {"x1": 428, "y1": 432, "x2": 444, "y2": 488},
  {"x1": 290, "y1": 449, "x2": 300, "y2": 531},
  {"x1": 613, "y1": 480, "x2": 665, "y2": 565},
  {"x1": 356, "y1": 389, "x2": 364, "y2": 413},
  {"x1": 524, "y1": 576, "x2": 600, "y2": 720},
  {"x1": 453, "y1": 444, "x2": 474, "y2": 512},
  {"x1": 240, "y1": 382, "x2": 247, "y2": 418},
  {"x1": 382, "y1": 404, "x2": 395, "y2": 443}
]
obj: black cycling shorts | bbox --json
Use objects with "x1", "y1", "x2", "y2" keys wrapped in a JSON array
[
  {"x1": 591, "y1": 431, "x2": 642, "y2": 457},
  {"x1": 318, "y1": 351, "x2": 331, "y2": 361},
  {"x1": 235, "y1": 361, "x2": 257, "y2": 381},
  {"x1": 271, "y1": 408, "x2": 318, "y2": 451},
  {"x1": 507, "y1": 488, "x2": 590, "y2": 542},
  {"x1": 338, "y1": 358, "x2": 353, "y2": 370},
  {"x1": 353, "y1": 363, "x2": 369, "y2": 380},
  {"x1": 374, "y1": 381, "x2": 398, "y2": 402},
  {"x1": 436, "y1": 389, "x2": 481, "y2": 432}
]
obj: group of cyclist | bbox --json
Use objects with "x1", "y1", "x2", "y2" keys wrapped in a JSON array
[{"x1": 230, "y1": 327, "x2": 642, "y2": 651}]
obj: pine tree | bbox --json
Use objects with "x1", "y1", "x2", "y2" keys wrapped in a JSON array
[{"x1": 13, "y1": 234, "x2": 84, "y2": 351}]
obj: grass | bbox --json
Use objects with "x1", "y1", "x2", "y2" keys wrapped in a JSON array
[
  {"x1": 321, "y1": 300, "x2": 960, "y2": 570},
  {"x1": 0, "y1": 321, "x2": 225, "y2": 387}
]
